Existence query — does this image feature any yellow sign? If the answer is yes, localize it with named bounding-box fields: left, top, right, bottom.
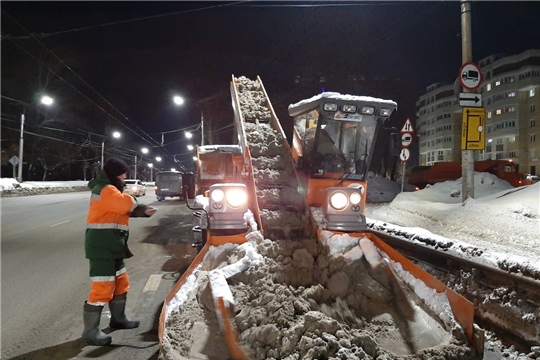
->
left=461, top=107, right=485, bottom=150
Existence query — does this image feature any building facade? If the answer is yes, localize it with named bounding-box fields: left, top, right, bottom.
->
left=416, top=49, right=540, bottom=175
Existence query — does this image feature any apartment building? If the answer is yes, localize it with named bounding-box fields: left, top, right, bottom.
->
left=416, top=49, right=540, bottom=175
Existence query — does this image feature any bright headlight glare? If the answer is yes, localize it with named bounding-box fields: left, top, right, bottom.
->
left=349, top=192, right=361, bottom=205
left=330, top=192, right=348, bottom=210
left=226, top=188, right=247, bottom=208
left=342, top=104, right=357, bottom=113
left=211, top=189, right=225, bottom=202
left=324, top=103, right=338, bottom=112
left=379, top=108, right=392, bottom=116
left=361, top=106, right=375, bottom=115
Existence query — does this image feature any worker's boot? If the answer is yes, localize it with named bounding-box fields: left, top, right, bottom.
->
left=82, top=302, right=112, bottom=346
left=109, top=293, right=140, bottom=329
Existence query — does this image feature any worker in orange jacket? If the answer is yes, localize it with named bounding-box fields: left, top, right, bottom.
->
left=82, top=157, right=157, bottom=346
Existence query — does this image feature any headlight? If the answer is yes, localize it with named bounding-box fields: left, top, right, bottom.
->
left=379, top=108, right=392, bottom=116
left=349, top=192, right=361, bottom=205
left=330, top=191, right=348, bottom=210
left=324, top=103, right=338, bottom=112
left=342, top=104, right=357, bottom=113
left=211, top=189, right=225, bottom=202
left=226, top=188, right=247, bottom=208
left=361, top=106, right=375, bottom=115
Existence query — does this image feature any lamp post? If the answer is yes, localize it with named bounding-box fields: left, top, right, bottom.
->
left=148, top=163, right=153, bottom=182
left=17, top=95, right=54, bottom=182
left=134, top=147, right=149, bottom=179
left=173, top=95, right=205, bottom=146
left=101, top=131, right=121, bottom=170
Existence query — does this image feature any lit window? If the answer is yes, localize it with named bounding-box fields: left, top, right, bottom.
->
left=508, top=91, right=516, bottom=97
left=487, top=84, right=492, bottom=91
left=509, top=107, right=515, bottom=112
left=509, top=136, right=515, bottom=144
left=530, top=89, right=536, bottom=97
left=488, top=111, right=492, bottom=119
left=495, top=80, right=501, bottom=86
left=496, top=109, right=502, bottom=115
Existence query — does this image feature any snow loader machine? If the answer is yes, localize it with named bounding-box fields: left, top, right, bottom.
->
left=158, top=76, right=484, bottom=359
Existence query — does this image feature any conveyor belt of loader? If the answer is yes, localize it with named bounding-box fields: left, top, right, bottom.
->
left=231, top=75, right=316, bottom=240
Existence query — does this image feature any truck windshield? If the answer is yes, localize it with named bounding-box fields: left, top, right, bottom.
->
left=312, top=117, right=378, bottom=179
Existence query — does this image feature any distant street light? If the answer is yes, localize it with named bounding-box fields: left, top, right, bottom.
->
left=134, top=147, right=150, bottom=180
left=192, top=156, right=197, bottom=161
left=187, top=145, right=194, bottom=151
left=171, top=168, right=176, bottom=172
left=155, top=156, right=162, bottom=162
left=18, top=95, right=54, bottom=182
left=148, top=163, right=154, bottom=182
left=101, top=131, right=122, bottom=170
left=173, top=95, right=205, bottom=146
left=185, top=132, right=193, bottom=139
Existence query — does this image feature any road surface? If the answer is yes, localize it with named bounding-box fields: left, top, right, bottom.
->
left=1, top=188, right=198, bottom=360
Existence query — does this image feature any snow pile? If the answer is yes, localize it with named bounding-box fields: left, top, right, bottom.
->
left=0, top=178, right=88, bottom=196
left=163, top=235, right=476, bottom=360
left=366, top=175, right=540, bottom=262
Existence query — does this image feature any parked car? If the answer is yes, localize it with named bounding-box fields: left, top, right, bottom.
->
left=525, top=174, right=539, bottom=183
left=123, top=179, right=146, bottom=197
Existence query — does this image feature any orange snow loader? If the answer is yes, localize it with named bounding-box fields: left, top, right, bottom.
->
left=158, top=75, right=484, bottom=359
left=407, top=159, right=532, bottom=189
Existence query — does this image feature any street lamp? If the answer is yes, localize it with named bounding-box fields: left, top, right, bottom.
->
left=148, top=163, right=154, bottom=182
left=155, top=156, right=162, bottom=162
left=101, top=131, right=122, bottom=170
left=173, top=95, right=205, bottom=146
left=18, top=95, right=54, bottom=182
left=187, top=145, right=194, bottom=151
left=134, top=147, right=149, bottom=179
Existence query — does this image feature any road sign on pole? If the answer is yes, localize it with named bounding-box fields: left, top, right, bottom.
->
left=459, top=62, right=482, bottom=91
left=461, top=107, right=486, bottom=150
left=459, top=93, right=482, bottom=107
left=399, top=148, right=410, bottom=162
left=400, top=118, right=414, bottom=133
left=401, top=133, right=413, bottom=147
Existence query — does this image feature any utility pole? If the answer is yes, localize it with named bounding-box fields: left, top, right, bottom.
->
left=17, top=108, right=26, bottom=182
left=101, top=140, right=105, bottom=170
left=134, top=155, right=138, bottom=179
left=461, top=0, right=474, bottom=203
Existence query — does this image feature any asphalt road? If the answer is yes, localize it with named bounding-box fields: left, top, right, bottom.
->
left=1, top=189, right=198, bottom=360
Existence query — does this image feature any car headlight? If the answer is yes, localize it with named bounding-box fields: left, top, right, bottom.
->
left=361, top=106, right=375, bottom=115
left=342, top=104, right=357, bottom=113
left=211, top=189, right=225, bottom=202
left=324, top=103, right=338, bottom=112
left=330, top=191, right=348, bottom=210
left=226, top=188, right=247, bottom=208
left=379, top=108, right=392, bottom=116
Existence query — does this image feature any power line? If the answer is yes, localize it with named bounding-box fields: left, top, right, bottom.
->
left=1, top=2, right=251, bottom=40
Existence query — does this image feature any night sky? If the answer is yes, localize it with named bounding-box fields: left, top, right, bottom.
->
left=2, top=1, right=540, bottom=170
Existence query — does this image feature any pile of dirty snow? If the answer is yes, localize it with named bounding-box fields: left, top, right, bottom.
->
left=0, top=178, right=88, bottom=197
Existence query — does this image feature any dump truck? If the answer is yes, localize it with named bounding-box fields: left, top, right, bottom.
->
left=157, top=76, right=482, bottom=360
left=407, top=159, right=532, bottom=189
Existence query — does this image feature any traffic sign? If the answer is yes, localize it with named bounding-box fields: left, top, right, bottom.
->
left=399, top=148, right=410, bottom=162
left=461, top=107, right=485, bottom=150
left=9, top=156, right=20, bottom=166
left=401, top=133, right=413, bottom=147
left=459, top=62, right=482, bottom=91
left=459, top=93, right=482, bottom=107
left=400, top=118, right=414, bottom=133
